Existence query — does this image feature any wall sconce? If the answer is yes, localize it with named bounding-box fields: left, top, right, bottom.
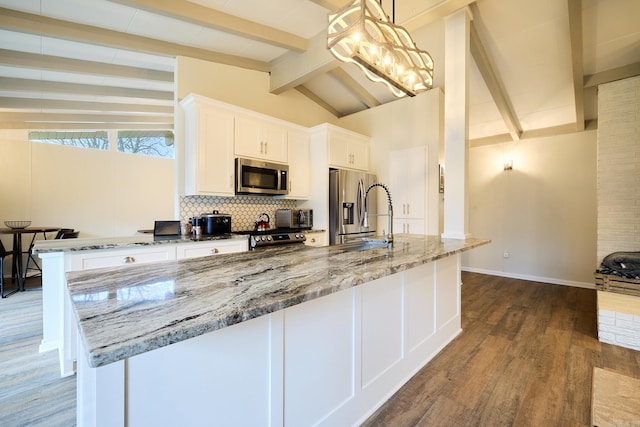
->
left=503, top=160, right=513, bottom=171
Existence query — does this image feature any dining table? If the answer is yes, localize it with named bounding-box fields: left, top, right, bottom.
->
left=0, top=227, right=62, bottom=294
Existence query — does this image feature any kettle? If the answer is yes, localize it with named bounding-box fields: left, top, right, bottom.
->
left=254, top=213, right=270, bottom=231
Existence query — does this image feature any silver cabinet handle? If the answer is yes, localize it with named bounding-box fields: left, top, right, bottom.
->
left=406, top=204, right=410, bottom=215
left=264, top=141, right=268, bottom=154
left=123, top=256, right=135, bottom=264
left=211, top=248, right=219, bottom=254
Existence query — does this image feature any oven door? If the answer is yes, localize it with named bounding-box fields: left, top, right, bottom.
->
left=236, top=158, right=288, bottom=195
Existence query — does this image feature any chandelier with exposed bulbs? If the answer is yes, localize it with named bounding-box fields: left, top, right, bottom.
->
left=327, top=0, right=434, bottom=97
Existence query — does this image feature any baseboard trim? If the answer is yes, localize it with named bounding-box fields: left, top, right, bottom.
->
left=461, top=267, right=595, bottom=289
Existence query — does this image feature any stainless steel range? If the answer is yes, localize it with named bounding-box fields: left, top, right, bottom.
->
left=235, top=228, right=307, bottom=250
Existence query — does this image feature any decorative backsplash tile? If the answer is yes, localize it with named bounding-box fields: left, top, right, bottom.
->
left=180, top=195, right=297, bottom=231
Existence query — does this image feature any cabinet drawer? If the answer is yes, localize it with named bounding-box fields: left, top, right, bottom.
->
left=304, top=232, right=327, bottom=247
left=72, top=247, right=176, bottom=271
left=176, top=239, right=248, bottom=259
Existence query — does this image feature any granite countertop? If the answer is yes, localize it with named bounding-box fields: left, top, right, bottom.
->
left=66, top=235, right=490, bottom=368
left=32, top=233, right=248, bottom=254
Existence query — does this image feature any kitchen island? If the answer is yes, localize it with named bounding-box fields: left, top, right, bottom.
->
left=67, top=235, right=489, bottom=427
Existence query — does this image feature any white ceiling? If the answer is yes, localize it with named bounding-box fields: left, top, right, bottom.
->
left=0, top=0, right=638, bottom=140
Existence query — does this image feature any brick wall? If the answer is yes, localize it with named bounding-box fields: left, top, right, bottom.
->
left=597, top=75, right=640, bottom=264
left=598, top=307, right=640, bottom=351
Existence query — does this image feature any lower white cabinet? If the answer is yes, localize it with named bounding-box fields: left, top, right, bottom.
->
left=303, top=231, right=327, bottom=247
left=394, top=218, right=426, bottom=235
left=69, top=246, right=176, bottom=270
left=176, top=239, right=248, bottom=259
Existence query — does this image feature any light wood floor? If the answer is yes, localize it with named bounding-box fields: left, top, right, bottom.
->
left=2, top=273, right=639, bottom=427
left=363, top=272, right=640, bottom=426
left=0, top=278, right=76, bottom=427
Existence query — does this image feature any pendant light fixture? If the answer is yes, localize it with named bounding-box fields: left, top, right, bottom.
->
left=327, top=0, right=434, bottom=97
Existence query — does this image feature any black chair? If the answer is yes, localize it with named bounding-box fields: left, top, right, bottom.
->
left=54, top=228, right=75, bottom=239
left=59, top=231, right=79, bottom=239
left=1, top=239, right=18, bottom=298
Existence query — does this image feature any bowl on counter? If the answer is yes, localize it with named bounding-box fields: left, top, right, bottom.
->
left=4, top=220, right=31, bottom=229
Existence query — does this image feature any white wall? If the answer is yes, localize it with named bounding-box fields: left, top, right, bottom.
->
left=462, top=130, right=598, bottom=287
left=0, top=129, right=174, bottom=248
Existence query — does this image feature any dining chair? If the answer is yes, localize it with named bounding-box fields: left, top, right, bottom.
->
left=59, top=231, right=79, bottom=239
left=1, top=239, right=18, bottom=298
left=54, top=228, right=75, bottom=239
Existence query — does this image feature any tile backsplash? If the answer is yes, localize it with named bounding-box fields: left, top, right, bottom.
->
left=180, top=195, right=297, bottom=231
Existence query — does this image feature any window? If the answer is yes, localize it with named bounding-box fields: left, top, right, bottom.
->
left=117, top=131, right=174, bottom=158
left=29, top=131, right=109, bottom=150
left=28, top=130, right=174, bottom=159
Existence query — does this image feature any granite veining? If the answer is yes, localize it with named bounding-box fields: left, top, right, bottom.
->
left=66, top=235, right=490, bottom=368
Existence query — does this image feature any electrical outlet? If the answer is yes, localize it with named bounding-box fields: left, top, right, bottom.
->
left=503, top=252, right=510, bottom=259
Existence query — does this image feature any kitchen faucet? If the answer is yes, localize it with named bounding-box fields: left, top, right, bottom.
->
left=363, top=182, right=394, bottom=245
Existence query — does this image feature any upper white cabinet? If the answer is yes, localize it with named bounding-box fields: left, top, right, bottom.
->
left=327, top=126, right=370, bottom=171
left=181, top=95, right=235, bottom=196
left=308, top=123, right=370, bottom=172
left=389, top=146, right=428, bottom=235
left=181, top=93, right=312, bottom=199
left=286, top=130, right=311, bottom=199
left=235, top=115, right=288, bottom=163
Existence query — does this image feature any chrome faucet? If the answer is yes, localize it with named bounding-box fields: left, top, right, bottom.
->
left=363, top=182, right=394, bottom=245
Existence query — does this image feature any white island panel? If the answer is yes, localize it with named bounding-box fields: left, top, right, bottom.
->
left=283, top=288, right=356, bottom=427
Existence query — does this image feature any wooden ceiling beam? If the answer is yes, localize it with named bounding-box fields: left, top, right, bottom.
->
left=584, top=62, right=640, bottom=87
left=0, top=121, right=172, bottom=130
left=469, top=19, right=522, bottom=141
left=0, top=97, right=173, bottom=114
left=0, top=7, right=268, bottom=72
left=107, top=0, right=307, bottom=52
left=328, top=67, right=380, bottom=109
left=0, top=112, right=173, bottom=124
left=568, top=0, right=585, bottom=131
left=0, top=48, right=173, bottom=82
left=295, top=85, right=343, bottom=117
left=269, top=30, right=339, bottom=94
left=0, top=77, right=173, bottom=101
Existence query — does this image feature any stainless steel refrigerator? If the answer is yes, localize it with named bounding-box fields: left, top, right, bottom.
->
left=329, top=168, right=377, bottom=245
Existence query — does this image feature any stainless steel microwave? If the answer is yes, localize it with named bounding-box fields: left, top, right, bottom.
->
left=235, top=158, right=289, bottom=196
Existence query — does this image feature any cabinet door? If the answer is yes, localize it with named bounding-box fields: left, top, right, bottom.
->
left=393, top=218, right=425, bottom=235
left=328, top=129, right=369, bottom=171
left=389, top=147, right=426, bottom=220
left=286, top=130, right=310, bottom=199
left=175, top=239, right=248, bottom=259
left=183, top=102, right=234, bottom=196
left=328, top=133, right=351, bottom=168
left=235, top=116, right=287, bottom=163
left=348, top=139, right=370, bottom=171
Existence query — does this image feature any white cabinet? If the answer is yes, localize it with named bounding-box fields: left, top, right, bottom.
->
left=286, top=130, right=311, bottom=199
left=389, top=146, right=428, bottom=234
left=181, top=95, right=235, bottom=196
left=176, top=239, right=248, bottom=259
left=69, top=246, right=176, bottom=271
left=328, top=127, right=370, bottom=171
left=303, top=231, right=327, bottom=247
left=235, top=115, right=288, bottom=163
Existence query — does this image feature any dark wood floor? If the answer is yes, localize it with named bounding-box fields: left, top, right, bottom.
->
left=363, top=272, right=640, bottom=427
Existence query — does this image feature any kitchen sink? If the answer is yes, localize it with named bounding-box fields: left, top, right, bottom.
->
left=333, top=238, right=392, bottom=252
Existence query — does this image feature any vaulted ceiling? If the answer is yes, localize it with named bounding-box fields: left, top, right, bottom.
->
left=0, top=0, right=639, bottom=144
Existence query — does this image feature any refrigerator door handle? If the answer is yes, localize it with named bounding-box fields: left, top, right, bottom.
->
left=357, top=178, right=364, bottom=227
